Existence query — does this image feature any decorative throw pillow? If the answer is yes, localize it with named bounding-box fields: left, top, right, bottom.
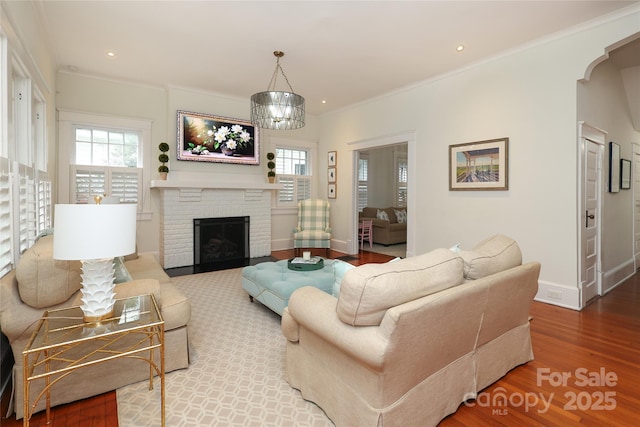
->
left=376, top=209, right=389, bottom=221
left=394, top=209, right=407, bottom=224
left=16, top=235, right=82, bottom=309
left=332, top=259, right=355, bottom=296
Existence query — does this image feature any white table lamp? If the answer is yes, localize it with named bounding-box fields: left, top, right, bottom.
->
left=53, top=203, right=137, bottom=322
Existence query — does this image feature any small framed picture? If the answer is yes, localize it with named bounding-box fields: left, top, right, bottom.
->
left=621, top=159, right=631, bottom=190
left=328, top=151, right=337, bottom=167
left=328, top=183, right=337, bottom=199
left=609, top=142, right=620, bottom=193
left=327, top=167, right=337, bottom=183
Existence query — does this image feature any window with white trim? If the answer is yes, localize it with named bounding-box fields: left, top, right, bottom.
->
left=275, top=147, right=311, bottom=206
left=358, top=155, right=369, bottom=212
left=71, top=126, right=142, bottom=206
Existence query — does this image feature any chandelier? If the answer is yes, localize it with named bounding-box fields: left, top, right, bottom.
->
left=250, top=51, right=305, bottom=130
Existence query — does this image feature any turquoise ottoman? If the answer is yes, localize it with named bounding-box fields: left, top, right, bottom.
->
left=241, top=259, right=354, bottom=315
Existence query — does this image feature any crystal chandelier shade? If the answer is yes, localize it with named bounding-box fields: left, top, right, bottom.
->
left=250, top=51, right=305, bottom=130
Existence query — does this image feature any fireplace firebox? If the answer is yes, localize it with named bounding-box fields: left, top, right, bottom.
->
left=194, top=216, right=250, bottom=271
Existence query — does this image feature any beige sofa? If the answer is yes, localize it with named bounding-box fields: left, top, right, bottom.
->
left=282, top=235, right=540, bottom=427
left=359, top=206, right=407, bottom=245
left=0, top=235, right=191, bottom=419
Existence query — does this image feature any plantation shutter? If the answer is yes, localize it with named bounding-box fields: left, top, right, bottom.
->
left=278, top=177, right=295, bottom=203
left=37, top=170, right=52, bottom=231
left=296, top=177, right=311, bottom=201
left=111, top=167, right=141, bottom=204
left=396, top=159, right=407, bottom=208
left=0, top=157, right=12, bottom=276
left=18, top=164, right=37, bottom=253
left=72, top=165, right=141, bottom=206
left=358, top=157, right=368, bottom=211
left=73, top=166, right=106, bottom=204
left=278, top=176, right=311, bottom=206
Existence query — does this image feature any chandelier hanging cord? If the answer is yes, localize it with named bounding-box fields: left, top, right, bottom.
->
left=267, top=51, right=295, bottom=93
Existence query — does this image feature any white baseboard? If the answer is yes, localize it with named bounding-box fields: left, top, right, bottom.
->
left=602, top=258, right=635, bottom=295
left=271, top=238, right=292, bottom=252
left=534, top=280, right=581, bottom=310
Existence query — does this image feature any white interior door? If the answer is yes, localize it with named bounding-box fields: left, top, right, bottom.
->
left=579, top=123, right=605, bottom=308
left=581, top=139, right=601, bottom=305
left=633, top=144, right=640, bottom=267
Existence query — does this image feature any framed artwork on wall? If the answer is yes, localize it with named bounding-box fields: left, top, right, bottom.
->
left=449, top=137, right=509, bottom=191
left=621, top=158, right=631, bottom=190
left=328, top=151, right=337, bottom=167
left=176, top=110, right=259, bottom=165
left=328, top=183, right=337, bottom=199
left=609, top=142, right=620, bottom=193
left=328, top=167, right=336, bottom=183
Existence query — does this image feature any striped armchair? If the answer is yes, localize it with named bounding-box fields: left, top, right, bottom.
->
left=293, top=199, right=332, bottom=256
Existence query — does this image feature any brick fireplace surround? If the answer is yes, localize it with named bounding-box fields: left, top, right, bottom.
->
left=151, top=179, right=279, bottom=269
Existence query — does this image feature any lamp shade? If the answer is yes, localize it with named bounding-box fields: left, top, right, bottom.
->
left=53, top=204, right=137, bottom=261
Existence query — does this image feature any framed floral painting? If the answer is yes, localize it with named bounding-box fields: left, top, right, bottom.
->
left=176, top=110, right=259, bottom=165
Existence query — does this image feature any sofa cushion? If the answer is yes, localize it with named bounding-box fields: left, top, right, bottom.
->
left=459, top=234, right=522, bottom=280
left=394, top=208, right=407, bottom=224
left=16, top=235, right=83, bottom=309
left=361, top=207, right=377, bottom=219
left=376, top=209, right=389, bottom=221
left=332, top=259, right=355, bottom=296
left=337, top=248, right=464, bottom=326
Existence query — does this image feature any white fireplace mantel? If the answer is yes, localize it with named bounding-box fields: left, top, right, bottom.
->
left=152, top=179, right=279, bottom=268
left=150, top=180, right=282, bottom=190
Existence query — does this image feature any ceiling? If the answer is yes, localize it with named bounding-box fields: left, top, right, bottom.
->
left=34, top=1, right=640, bottom=116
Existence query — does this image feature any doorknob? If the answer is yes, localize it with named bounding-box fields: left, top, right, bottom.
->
left=585, top=210, right=595, bottom=227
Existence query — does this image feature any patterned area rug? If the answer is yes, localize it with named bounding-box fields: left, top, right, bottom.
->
left=116, top=268, right=334, bottom=426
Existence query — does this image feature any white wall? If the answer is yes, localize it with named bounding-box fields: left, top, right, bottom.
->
left=318, top=10, right=640, bottom=308
left=55, top=78, right=321, bottom=254
left=578, top=58, right=640, bottom=289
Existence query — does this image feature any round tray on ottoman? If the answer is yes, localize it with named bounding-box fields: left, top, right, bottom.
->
left=288, top=257, right=324, bottom=271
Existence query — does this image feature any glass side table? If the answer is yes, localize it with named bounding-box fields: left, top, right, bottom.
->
left=22, top=294, right=165, bottom=427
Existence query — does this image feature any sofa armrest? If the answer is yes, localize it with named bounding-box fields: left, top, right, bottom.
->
left=283, top=286, right=387, bottom=370
left=371, top=218, right=391, bottom=228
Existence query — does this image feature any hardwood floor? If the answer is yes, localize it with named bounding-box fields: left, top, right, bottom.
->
left=3, top=250, right=638, bottom=426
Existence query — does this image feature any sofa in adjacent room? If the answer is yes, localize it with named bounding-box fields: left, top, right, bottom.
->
left=281, top=235, right=540, bottom=427
left=0, top=235, right=191, bottom=420
left=359, top=206, right=407, bottom=245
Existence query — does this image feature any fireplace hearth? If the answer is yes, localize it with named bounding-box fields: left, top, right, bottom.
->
left=193, top=216, right=250, bottom=272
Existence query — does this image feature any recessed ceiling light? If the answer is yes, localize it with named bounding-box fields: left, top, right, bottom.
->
left=106, top=51, right=116, bottom=57
left=322, top=100, right=327, bottom=104
left=456, top=45, right=465, bottom=52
